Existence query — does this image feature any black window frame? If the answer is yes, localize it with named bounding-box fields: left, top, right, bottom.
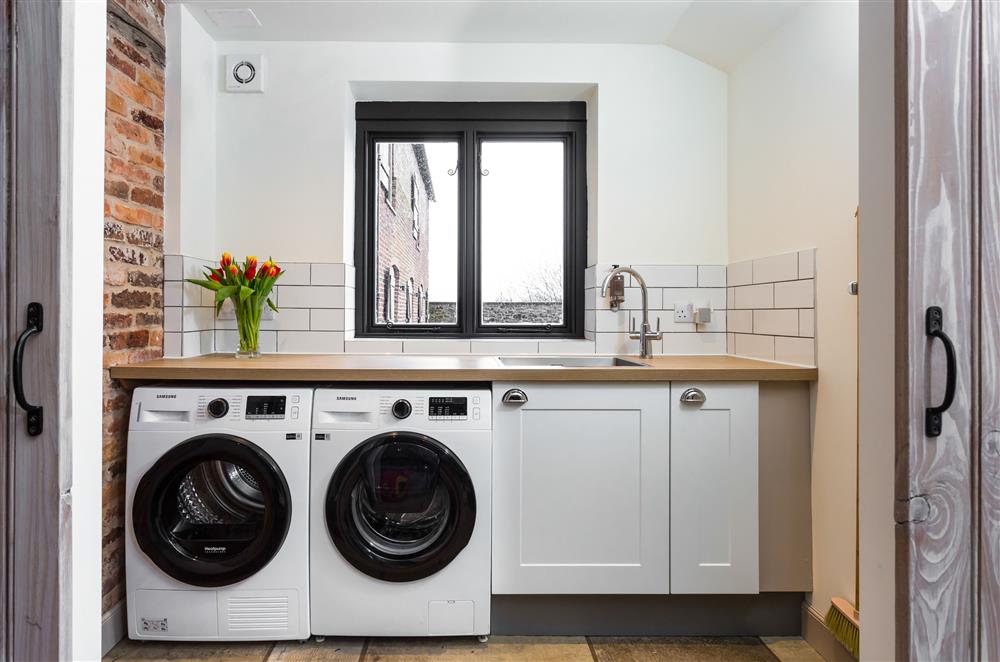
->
left=354, top=102, right=588, bottom=339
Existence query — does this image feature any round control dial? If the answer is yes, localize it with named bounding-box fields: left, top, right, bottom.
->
left=207, top=398, right=229, bottom=419
left=391, top=399, right=412, bottom=420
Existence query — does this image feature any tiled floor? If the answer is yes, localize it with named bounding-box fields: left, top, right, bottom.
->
left=105, top=635, right=825, bottom=662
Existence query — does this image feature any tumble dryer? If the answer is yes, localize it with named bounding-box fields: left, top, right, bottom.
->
left=125, top=387, right=312, bottom=641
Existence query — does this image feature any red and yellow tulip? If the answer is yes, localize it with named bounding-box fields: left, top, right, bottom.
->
left=187, top=254, right=284, bottom=357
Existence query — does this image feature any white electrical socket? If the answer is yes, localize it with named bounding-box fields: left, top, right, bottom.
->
left=673, top=302, right=694, bottom=323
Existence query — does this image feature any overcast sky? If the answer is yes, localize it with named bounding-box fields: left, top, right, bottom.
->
left=419, top=140, right=564, bottom=302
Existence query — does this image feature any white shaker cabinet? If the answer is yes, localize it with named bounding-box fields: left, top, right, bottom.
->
left=670, top=382, right=759, bottom=593
left=491, top=382, right=670, bottom=594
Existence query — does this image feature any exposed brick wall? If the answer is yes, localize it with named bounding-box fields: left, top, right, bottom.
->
left=375, top=144, right=432, bottom=324
left=102, top=0, right=165, bottom=614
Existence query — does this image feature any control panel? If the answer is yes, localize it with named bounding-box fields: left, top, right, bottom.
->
left=245, top=395, right=286, bottom=420
left=428, top=396, right=468, bottom=420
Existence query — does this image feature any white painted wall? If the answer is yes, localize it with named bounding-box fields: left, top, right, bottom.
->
left=164, top=3, right=216, bottom=259
left=207, top=42, right=727, bottom=265
left=62, top=0, right=105, bottom=658
left=727, top=0, right=859, bottom=624
left=858, top=0, right=896, bottom=658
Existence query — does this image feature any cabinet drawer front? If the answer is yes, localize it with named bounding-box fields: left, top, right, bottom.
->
left=670, top=382, right=759, bottom=594
left=492, top=383, right=670, bottom=594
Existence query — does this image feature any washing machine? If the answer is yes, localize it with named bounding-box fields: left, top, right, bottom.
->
left=125, top=386, right=312, bottom=641
left=310, top=387, right=491, bottom=637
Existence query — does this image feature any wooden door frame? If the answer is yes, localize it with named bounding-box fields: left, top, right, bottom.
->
left=2, top=1, right=66, bottom=659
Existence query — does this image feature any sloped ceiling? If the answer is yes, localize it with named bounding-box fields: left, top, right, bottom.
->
left=177, top=0, right=806, bottom=71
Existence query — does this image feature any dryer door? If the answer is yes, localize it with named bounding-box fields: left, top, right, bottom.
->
left=132, top=434, right=292, bottom=587
left=326, top=432, right=476, bottom=582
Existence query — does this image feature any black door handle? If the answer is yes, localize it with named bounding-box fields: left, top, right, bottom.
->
left=925, top=306, right=956, bottom=438
left=12, top=302, right=43, bottom=436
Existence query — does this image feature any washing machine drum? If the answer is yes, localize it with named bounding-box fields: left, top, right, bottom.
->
left=326, top=432, right=476, bottom=582
left=132, top=434, right=292, bottom=587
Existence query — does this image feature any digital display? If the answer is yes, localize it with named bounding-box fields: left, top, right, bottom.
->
left=245, top=395, right=286, bottom=420
left=428, top=396, right=468, bottom=419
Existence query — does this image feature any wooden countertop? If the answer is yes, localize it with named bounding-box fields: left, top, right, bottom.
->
left=109, top=353, right=817, bottom=383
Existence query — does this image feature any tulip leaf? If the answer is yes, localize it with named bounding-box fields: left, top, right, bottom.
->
left=239, top=286, right=253, bottom=303
left=188, top=277, right=222, bottom=291
left=215, top=299, right=224, bottom=317
left=266, top=298, right=279, bottom=313
left=215, top=285, right=238, bottom=303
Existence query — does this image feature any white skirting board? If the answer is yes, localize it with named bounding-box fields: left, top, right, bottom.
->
left=101, top=601, right=126, bottom=656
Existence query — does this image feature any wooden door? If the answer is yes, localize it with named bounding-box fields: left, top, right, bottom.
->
left=491, top=383, right=669, bottom=594
left=896, top=0, right=977, bottom=658
left=2, top=1, right=65, bottom=659
left=669, top=382, right=758, bottom=594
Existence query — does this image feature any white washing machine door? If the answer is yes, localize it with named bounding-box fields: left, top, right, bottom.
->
left=132, top=434, right=292, bottom=587
left=325, top=431, right=476, bottom=582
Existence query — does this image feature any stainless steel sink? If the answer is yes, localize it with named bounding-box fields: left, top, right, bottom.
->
left=497, top=356, right=647, bottom=368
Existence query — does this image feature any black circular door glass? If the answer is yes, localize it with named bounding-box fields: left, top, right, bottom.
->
left=132, top=434, right=291, bottom=587
left=326, top=432, right=476, bottom=582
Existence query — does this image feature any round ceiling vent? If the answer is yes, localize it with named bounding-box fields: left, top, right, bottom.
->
left=232, top=60, right=256, bottom=85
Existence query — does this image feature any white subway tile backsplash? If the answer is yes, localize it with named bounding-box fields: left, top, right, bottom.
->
left=164, top=307, right=182, bottom=332
left=727, top=260, right=753, bottom=286
left=311, top=263, right=345, bottom=286
left=278, top=263, right=311, bottom=286
left=259, top=307, right=310, bottom=331
left=163, top=281, right=182, bottom=307
left=164, top=332, right=182, bottom=357
left=695, top=309, right=726, bottom=333
left=470, top=340, right=539, bottom=355
left=799, top=309, right=815, bottom=338
left=753, top=309, right=799, bottom=337
left=595, top=332, right=646, bottom=356
left=537, top=339, right=597, bottom=354
left=629, top=265, right=698, bottom=288
left=774, top=279, right=814, bottom=308
left=798, top=249, right=816, bottom=279
left=182, top=330, right=214, bottom=357
left=728, top=309, right=752, bottom=334
left=697, top=265, right=727, bottom=288
left=344, top=339, right=403, bottom=354
left=310, top=308, right=345, bottom=331
left=215, top=329, right=278, bottom=354
left=734, top=284, right=774, bottom=309
left=661, top=332, right=726, bottom=355
left=774, top=337, right=815, bottom=365
left=276, top=331, right=345, bottom=353
left=727, top=248, right=817, bottom=367
left=635, top=310, right=695, bottom=334
left=753, top=252, right=798, bottom=284
left=164, top=255, right=183, bottom=281
left=596, top=310, right=631, bottom=333
left=182, top=256, right=212, bottom=280
left=182, top=307, right=215, bottom=332
left=734, top=333, right=775, bottom=361
left=403, top=339, right=472, bottom=354
left=584, top=310, right=597, bottom=332
left=277, top=285, right=346, bottom=309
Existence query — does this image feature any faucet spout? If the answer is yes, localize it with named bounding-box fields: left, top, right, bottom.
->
left=600, top=266, right=660, bottom=359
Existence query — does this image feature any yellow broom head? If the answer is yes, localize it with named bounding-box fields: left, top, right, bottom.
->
left=825, top=597, right=860, bottom=659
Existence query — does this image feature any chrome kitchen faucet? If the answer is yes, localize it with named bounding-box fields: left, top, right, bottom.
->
left=600, top=266, right=662, bottom=359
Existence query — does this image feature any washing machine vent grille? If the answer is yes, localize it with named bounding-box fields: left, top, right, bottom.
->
left=225, top=596, right=289, bottom=632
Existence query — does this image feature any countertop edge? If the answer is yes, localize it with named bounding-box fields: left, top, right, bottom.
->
left=108, top=354, right=818, bottom=383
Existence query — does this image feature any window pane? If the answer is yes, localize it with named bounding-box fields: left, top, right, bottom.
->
left=374, top=141, right=458, bottom=325
left=480, top=141, right=565, bottom=325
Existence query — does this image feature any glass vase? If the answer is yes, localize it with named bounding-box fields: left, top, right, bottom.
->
left=234, top=297, right=263, bottom=359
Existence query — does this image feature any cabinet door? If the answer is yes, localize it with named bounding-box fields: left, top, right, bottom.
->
left=670, top=382, right=758, bottom=594
left=492, top=382, right=670, bottom=594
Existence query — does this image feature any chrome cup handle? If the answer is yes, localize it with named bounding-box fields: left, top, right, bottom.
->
left=502, top=388, right=528, bottom=405
left=680, top=387, right=706, bottom=404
